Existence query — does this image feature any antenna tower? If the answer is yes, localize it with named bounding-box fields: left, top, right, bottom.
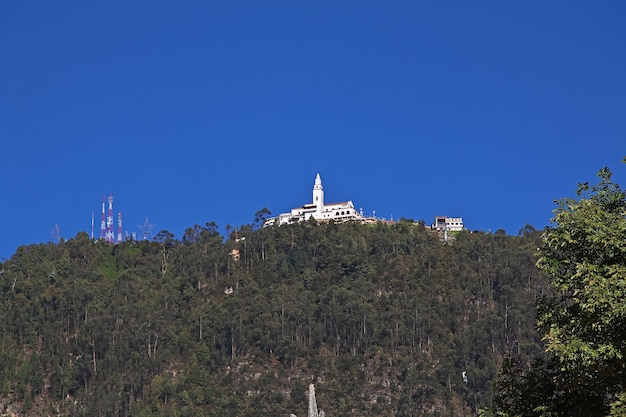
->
left=100, top=196, right=106, bottom=239
left=51, top=224, right=61, bottom=244
left=137, top=217, right=156, bottom=241
left=106, top=194, right=114, bottom=243
left=117, top=212, right=123, bottom=243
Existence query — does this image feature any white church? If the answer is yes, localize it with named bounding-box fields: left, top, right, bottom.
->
left=264, top=174, right=365, bottom=226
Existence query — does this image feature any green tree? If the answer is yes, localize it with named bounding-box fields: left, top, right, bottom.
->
left=253, top=207, right=272, bottom=229
left=536, top=163, right=626, bottom=414
left=486, top=161, right=626, bottom=416
left=0, top=205, right=550, bottom=416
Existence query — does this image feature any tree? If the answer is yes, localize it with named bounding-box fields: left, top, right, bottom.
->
left=253, top=208, right=272, bottom=230
left=485, top=161, right=626, bottom=416
left=535, top=162, right=626, bottom=414
left=0, top=207, right=550, bottom=416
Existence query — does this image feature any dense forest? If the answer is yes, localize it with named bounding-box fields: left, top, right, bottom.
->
left=0, top=218, right=547, bottom=416
left=482, top=165, right=626, bottom=417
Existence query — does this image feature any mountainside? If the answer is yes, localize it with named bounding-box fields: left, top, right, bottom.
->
left=0, top=220, right=547, bottom=416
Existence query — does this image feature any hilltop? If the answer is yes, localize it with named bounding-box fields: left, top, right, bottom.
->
left=0, top=219, right=546, bottom=416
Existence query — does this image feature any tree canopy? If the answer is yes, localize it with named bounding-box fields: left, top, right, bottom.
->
left=0, top=215, right=547, bottom=416
left=486, top=160, right=626, bottom=417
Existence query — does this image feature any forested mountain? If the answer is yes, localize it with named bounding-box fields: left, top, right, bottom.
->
left=0, top=219, right=547, bottom=417
left=482, top=165, right=626, bottom=417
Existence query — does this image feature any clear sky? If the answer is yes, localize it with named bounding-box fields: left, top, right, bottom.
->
left=1, top=1, right=624, bottom=260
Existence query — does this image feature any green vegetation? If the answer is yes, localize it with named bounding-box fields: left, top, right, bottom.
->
left=0, top=215, right=548, bottom=416
left=484, top=161, right=626, bottom=417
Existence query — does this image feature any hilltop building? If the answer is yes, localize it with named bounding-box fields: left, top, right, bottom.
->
left=432, top=216, right=464, bottom=232
left=432, top=215, right=465, bottom=242
left=264, top=174, right=465, bottom=233
left=264, top=174, right=365, bottom=226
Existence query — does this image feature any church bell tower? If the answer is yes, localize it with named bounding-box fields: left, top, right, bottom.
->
left=313, top=173, right=324, bottom=214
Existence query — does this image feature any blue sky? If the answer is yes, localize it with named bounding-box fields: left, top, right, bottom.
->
left=1, top=1, right=624, bottom=260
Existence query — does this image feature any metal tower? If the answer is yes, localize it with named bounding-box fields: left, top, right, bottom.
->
left=100, top=196, right=106, bottom=240
left=51, top=224, right=61, bottom=244
left=106, top=194, right=114, bottom=243
left=117, top=212, right=123, bottom=243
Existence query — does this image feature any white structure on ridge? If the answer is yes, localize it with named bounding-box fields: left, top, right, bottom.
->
left=265, top=173, right=364, bottom=226
left=432, top=216, right=464, bottom=232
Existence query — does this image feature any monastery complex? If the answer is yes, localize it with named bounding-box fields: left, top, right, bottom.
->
left=264, top=174, right=464, bottom=234
left=264, top=173, right=368, bottom=226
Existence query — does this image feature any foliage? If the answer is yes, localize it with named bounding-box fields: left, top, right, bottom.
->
left=0, top=217, right=548, bottom=416
left=486, top=161, right=626, bottom=417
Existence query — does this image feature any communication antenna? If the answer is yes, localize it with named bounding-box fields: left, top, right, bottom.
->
left=100, top=196, right=106, bottom=239
left=137, top=217, right=156, bottom=241
left=51, top=224, right=61, bottom=244
left=117, top=212, right=123, bottom=243
left=91, top=210, right=94, bottom=239
left=106, top=194, right=114, bottom=243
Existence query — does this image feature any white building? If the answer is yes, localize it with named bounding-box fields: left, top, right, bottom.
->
left=432, top=216, right=464, bottom=232
left=264, top=173, right=364, bottom=226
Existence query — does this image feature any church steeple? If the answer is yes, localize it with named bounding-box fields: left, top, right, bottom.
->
left=313, top=173, right=324, bottom=213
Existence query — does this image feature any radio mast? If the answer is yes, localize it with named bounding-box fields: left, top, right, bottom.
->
left=100, top=196, right=106, bottom=240
left=117, top=212, right=123, bottom=243
left=106, top=194, right=114, bottom=243
left=51, top=224, right=61, bottom=244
